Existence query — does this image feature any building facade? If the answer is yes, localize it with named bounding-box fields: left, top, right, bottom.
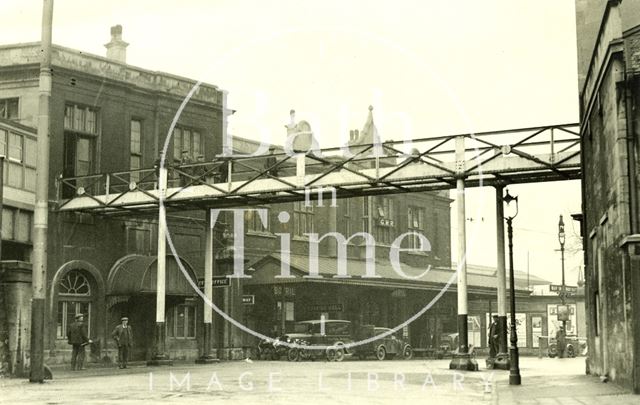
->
left=0, top=27, right=224, bottom=372
left=575, top=0, right=640, bottom=392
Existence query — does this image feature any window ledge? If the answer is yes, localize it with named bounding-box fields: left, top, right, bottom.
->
left=246, top=231, right=277, bottom=239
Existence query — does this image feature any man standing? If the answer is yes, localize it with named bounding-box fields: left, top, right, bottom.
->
left=112, top=317, right=133, bottom=369
left=67, top=313, right=91, bottom=371
left=488, top=315, right=500, bottom=359
left=556, top=326, right=567, bottom=359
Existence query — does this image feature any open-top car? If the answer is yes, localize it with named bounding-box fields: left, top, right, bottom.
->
left=353, top=326, right=413, bottom=360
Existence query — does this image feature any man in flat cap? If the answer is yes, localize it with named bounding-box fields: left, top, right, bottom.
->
left=67, top=313, right=92, bottom=371
left=112, top=316, right=133, bottom=369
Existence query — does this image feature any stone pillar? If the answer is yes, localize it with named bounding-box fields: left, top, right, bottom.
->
left=0, top=261, right=32, bottom=377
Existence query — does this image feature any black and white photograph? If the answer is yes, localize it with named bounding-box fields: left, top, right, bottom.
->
left=0, top=1, right=639, bottom=404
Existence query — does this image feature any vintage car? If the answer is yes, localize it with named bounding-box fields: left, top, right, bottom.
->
left=354, top=326, right=413, bottom=360
left=283, top=319, right=354, bottom=362
left=547, top=335, right=587, bottom=358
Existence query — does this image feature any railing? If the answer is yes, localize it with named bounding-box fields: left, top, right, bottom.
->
left=57, top=123, right=580, bottom=214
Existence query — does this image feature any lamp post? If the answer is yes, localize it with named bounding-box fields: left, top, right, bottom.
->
left=503, top=189, right=521, bottom=385
left=558, top=215, right=567, bottom=332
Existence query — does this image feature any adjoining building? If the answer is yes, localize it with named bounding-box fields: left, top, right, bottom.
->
left=0, top=26, right=224, bottom=372
left=575, top=0, right=640, bottom=393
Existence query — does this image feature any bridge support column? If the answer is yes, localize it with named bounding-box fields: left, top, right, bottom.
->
left=197, top=209, right=218, bottom=364
left=148, top=167, right=172, bottom=366
left=449, top=136, right=478, bottom=371
left=493, top=186, right=510, bottom=370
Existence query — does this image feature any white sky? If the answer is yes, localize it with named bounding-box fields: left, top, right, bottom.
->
left=1, top=0, right=583, bottom=285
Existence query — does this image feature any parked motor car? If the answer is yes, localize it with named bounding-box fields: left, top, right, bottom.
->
left=353, top=326, right=413, bottom=360
left=283, top=319, right=354, bottom=362
left=548, top=335, right=586, bottom=358
left=435, top=333, right=476, bottom=359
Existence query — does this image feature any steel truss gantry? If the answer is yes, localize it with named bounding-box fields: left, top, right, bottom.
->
left=56, top=123, right=580, bottom=215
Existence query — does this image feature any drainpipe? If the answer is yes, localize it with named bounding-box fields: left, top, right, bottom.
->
left=624, top=67, right=638, bottom=234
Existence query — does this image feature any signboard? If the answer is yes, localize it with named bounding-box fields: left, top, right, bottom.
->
left=198, top=277, right=230, bottom=289
left=547, top=304, right=577, bottom=335
left=550, top=285, right=578, bottom=294
left=308, top=304, right=343, bottom=312
left=556, top=305, right=570, bottom=321
left=213, top=277, right=230, bottom=287
left=242, top=295, right=255, bottom=305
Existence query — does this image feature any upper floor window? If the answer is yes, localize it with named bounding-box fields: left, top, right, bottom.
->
left=173, top=127, right=203, bottom=163
left=0, top=128, right=36, bottom=191
left=245, top=207, right=270, bottom=233
left=407, top=206, right=425, bottom=249
left=293, top=201, right=314, bottom=237
left=362, top=196, right=370, bottom=233
left=64, top=105, right=98, bottom=135
left=343, top=199, right=352, bottom=235
left=374, top=197, right=395, bottom=244
left=130, top=120, right=142, bottom=182
left=0, top=98, right=19, bottom=120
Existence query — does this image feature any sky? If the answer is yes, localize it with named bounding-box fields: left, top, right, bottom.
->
left=1, top=0, right=583, bottom=285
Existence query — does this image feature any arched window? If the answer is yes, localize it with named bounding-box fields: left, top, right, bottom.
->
left=56, top=270, right=93, bottom=339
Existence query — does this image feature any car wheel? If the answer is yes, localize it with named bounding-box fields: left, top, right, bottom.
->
left=376, top=345, right=387, bottom=361
left=567, top=345, right=575, bottom=358
left=287, top=348, right=299, bottom=362
left=334, top=347, right=345, bottom=362
left=403, top=346, right=414, bottom=360
left=548, top=344, right=557, bottom=358
left=326, top=347, right=336, bottom=362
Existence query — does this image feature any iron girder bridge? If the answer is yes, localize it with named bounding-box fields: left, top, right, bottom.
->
left=56, top=123, right=580, bottom=215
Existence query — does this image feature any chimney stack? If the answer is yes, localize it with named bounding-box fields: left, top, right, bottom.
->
left=104, top=25, right=129, bottom=63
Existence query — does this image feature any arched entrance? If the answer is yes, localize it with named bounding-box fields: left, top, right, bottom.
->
left=49, top=260, right=105, bottom=359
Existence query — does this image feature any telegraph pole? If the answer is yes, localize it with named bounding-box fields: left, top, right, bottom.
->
left=30, top=0, right=53, bottom=383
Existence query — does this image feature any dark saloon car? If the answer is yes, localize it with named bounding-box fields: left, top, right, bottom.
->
left=354, top=326, right=413, bottom=360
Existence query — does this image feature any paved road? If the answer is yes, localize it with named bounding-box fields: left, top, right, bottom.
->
left=0, top=357, right=636, bottom=404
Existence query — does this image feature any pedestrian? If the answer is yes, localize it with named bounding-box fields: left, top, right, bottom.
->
left=556, top=326, right=567, bottom=358
left=112, top=316, right=133, bottom=369
left=488, top=315, right=500, bottom=359
left=67, top=313, right=92, bottom=371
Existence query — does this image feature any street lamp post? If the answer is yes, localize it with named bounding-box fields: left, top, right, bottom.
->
left=558, top=215, right=567, bottom=332
left=503, top=189, right=521, bottom=385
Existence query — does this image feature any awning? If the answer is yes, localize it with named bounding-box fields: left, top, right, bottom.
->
left=107, top=254, right=198, bottom=296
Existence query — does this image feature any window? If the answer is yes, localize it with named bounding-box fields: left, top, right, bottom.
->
left=130, top=120, right=142, bottom=183
left=167, top=303, right=196, bottom=338
left=172, top=127, right=203, bottom=162
left=374, top=197, right=395, bottom=244
left=126, top=226, right=151, bottom=254
left=0, top=98, right=19, bottom=120
left=1, top=206, right=32, bottom=243
left=407, top=206, right=425, bottom=248
left=362, top=196, right=370, bottom=233
left=56, top=270, right=92, bottom=339
left=293, top=201, right=314, bottom=237
left=343, top=199, right=352, bottom=235
left=245, top=207, right=270, bottom=233
left=0, top=129, right=36, bottom=191
left=63, top=104, right=99, bottom=197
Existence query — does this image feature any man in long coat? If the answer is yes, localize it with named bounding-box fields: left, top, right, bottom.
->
left=112, top=316, right=133, bottom=369
left=67, top=313, right=91, bottom=371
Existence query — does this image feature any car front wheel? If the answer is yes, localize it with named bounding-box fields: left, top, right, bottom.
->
left=403, top=345, right=413, bottom=360
left=376, top=345, right=387, bottom=361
